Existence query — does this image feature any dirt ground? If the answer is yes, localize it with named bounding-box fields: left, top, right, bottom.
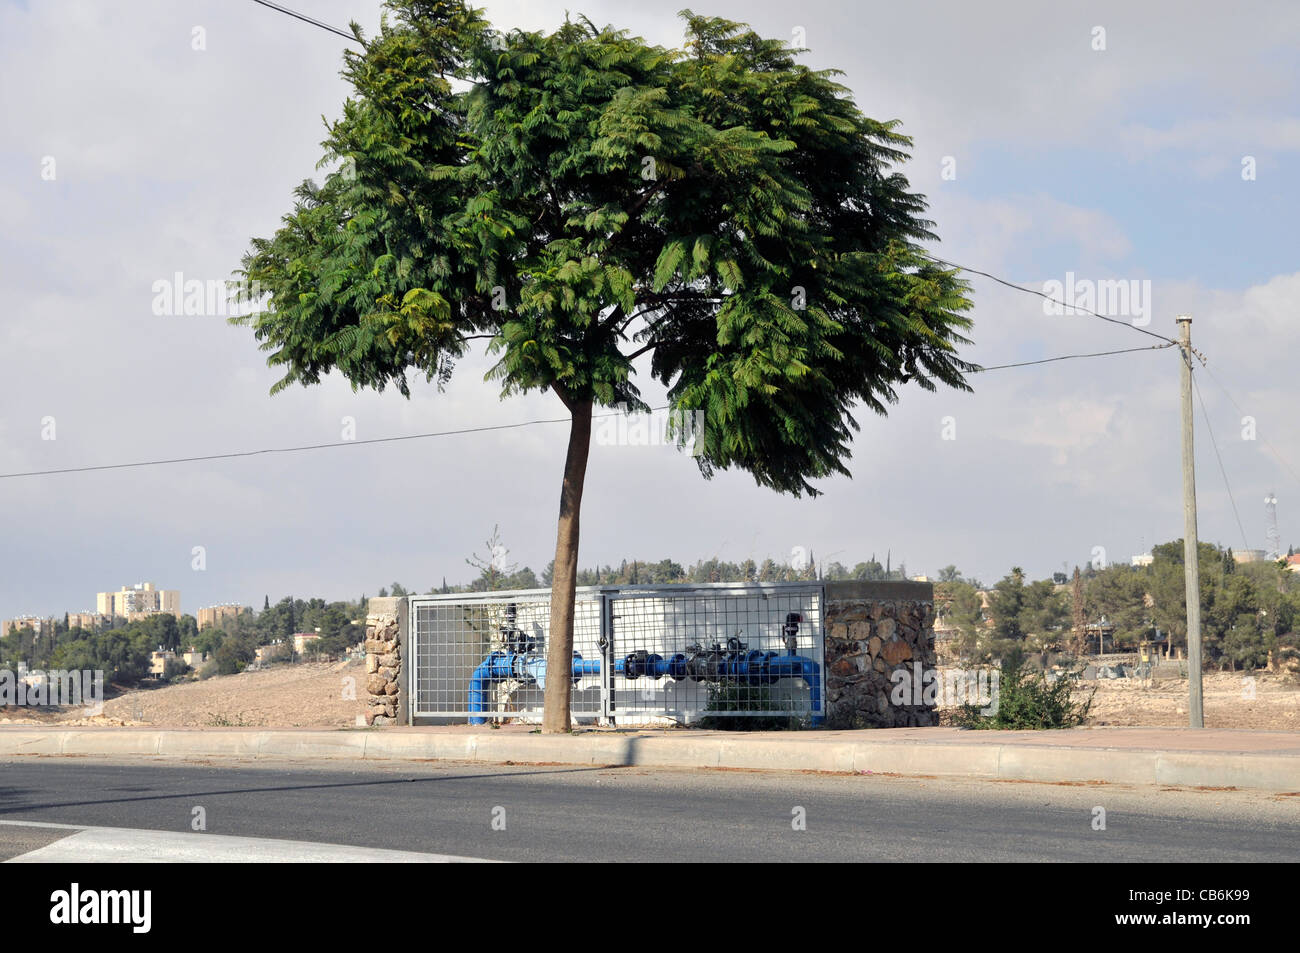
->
left=1, top=662, right=1297, bottom=730
left=1081, top=670, right=1300, bottom=729
left=0, top=660, right=368, bottom=728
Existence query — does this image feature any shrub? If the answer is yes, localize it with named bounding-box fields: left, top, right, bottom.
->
left=953, top=656, right=1094, bottom=729
left=697, top=683, right=806, bottom=731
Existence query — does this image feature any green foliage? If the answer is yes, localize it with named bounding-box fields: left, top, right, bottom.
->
left=935, top=580, right=986, bottom=662
left=697, top=683, right=806, bottom=731
left=1082, top=540, right=1298, bottom=671
left=235, top=0, right=974, bottom=499
left=215, top=634, right=256, bottom=676
left=48, top=631, right=152, bottom=685
left=953, top=656, right=1094, bottom=730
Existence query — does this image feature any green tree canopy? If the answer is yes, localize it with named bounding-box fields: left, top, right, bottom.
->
left=235, top=1, right=975, bottom=729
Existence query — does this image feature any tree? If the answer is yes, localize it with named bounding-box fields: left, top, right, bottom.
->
left=852, top=558, right=886, bottom=581
left=986, top=567, right=1026, bottom=656
left=1071, top=566, right=1085, bottom=657
left=935, top=580, right=985, bottom=662
left=1020, top=578, right=1068, bottom=651
left=466, top=525, right=517, bottom=591
left=215, top=633, right=256, bottom=676
left=235, top=2, right=974, bottom=731
left=178, top=614, right=200, bottom=650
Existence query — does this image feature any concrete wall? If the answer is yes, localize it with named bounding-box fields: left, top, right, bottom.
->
left=823, top=581, right=937, bottom=729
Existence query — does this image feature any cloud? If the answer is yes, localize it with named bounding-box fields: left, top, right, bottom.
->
left=2, top=0, right=1298, bottom=617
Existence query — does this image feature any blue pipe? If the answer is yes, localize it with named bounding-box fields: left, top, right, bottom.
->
left=470, top=650, right=823, bottom=725
left=467, top=652, right=517, bottom=724
left=468, top=651, right=600, bottom=724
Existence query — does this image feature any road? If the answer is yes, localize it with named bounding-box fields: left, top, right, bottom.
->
left=2, top=756, right=1298, bottom=862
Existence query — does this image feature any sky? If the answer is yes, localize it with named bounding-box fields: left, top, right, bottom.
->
left=1, top=0, right=1298, bottom=619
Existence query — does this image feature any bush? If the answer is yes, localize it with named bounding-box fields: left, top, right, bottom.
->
left=696, top=683, right=807, bottom=731
left=953, top=655, right=1094, bottom=730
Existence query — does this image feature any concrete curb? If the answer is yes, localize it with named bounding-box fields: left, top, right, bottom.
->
left=2, top=728, right=1298, bottom=791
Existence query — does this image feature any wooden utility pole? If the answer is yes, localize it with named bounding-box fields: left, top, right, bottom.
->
left=1177, top=315, right=1205, bottom=727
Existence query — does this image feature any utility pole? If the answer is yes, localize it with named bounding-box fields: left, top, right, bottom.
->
left=1177, top=315, right=1204, bottom=727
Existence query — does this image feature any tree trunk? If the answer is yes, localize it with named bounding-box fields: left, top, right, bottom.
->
left=542, top=390, right=594, bottom=733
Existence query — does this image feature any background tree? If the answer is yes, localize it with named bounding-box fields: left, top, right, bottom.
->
left=934, top=579, right=985, bottom=662
left=986, top=567, right=1026, bottom=656
left=1082, top=565, right=1149, bottom=648
left=466, top=525, right=517, bottom=591
left=235, top=1, right=974, bottom=731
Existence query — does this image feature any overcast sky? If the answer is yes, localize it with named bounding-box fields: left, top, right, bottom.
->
left=2, top=0, right=1298, bottom=619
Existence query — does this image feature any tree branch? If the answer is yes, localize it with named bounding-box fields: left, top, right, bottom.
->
left=551, top=380, right=574, bottom=412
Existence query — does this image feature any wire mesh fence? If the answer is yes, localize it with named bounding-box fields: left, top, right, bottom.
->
left=409, top=584, right=825, bottom=726
left=410, top=591, right=604, bottom=722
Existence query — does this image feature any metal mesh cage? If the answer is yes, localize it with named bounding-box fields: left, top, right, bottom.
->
left=411, top=591, right=603, bottom=722
left=409, top=584, right=824, bottom=726
left=606, top=587, right=823, bottom=724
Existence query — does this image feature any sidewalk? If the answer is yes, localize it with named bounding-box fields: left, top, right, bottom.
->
left=2, top=725, right=1297, bottom=791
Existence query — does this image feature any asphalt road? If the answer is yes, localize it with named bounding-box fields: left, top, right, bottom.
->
left=1, top=756, right=1298, bottom=862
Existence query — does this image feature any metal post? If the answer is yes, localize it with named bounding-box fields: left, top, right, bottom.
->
left=1177, top=315, right=1204, bottom=728
left=601, top=593, right=616, bottom=727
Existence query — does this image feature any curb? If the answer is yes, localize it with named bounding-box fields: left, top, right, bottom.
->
left=2, top=728, right=1297, bottom=791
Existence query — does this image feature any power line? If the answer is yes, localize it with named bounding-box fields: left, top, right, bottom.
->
left=0, top=343, right=1171, bottom=482
left=974, top=342, right=1175, bottom=373
left=909, top=341, right=1175, bottom=383
left=0, top=411, right=619, bottom=481
left=1192, top=370, right=1251, bottom=553
left=248, top=0, right=359, bottom=43
left=920, top=253, right=1179, bottom=346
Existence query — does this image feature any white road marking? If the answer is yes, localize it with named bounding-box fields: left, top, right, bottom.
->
left=0, top=820, right=495, bottom=863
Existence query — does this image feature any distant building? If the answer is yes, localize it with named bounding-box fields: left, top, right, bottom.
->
left=292, top=632, right=322, bottom=655
left=1131, top=553, right=1154, bottom=567
left=197, top=604, right=245, bottom=631
left=255, top=641, right=289, bottom=664
left=1232, top=550, right=1268, bottom=564
left=1083, top=620, right=1117, bottom=654
left=97, top=582, right=180, bottom=620
left=149, top=649, right=177, bottom=677
left=1286, top=554, right=1300, bottom=574
left=181, top=647, right=206, bottom=668
left=1, top=616, right=54, bottom=637
left=66, top=612, right=105, bottom=631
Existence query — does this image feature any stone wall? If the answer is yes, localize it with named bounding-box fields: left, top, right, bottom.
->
left=362, top=596, right=406, bottom=726
left=371, top=585, right=934, bottom=730
left=823, top=581, right=937, bottom=729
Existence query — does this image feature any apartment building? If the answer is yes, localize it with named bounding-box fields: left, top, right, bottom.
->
left=197, top=603, right=245, bottom=630
left=96, top=582, right=181, bottom=620
left=66, top=612, right=106, bottom=631
left=1, top=616, right=54, bottom=637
